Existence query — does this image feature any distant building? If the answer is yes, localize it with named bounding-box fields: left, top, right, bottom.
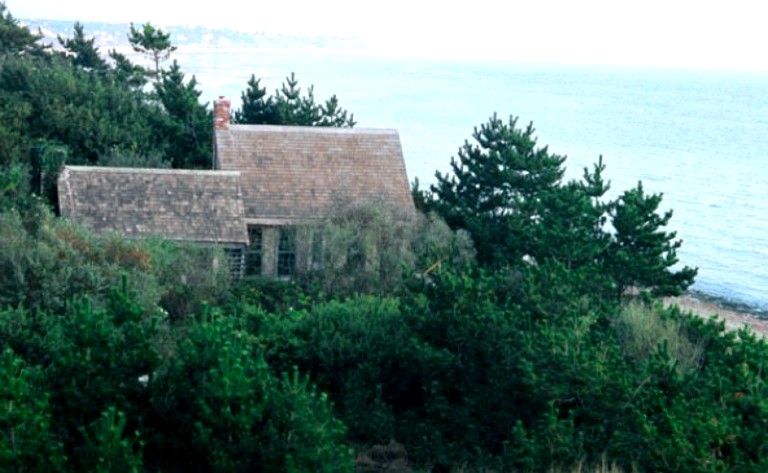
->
left=58, top=97, right=413, bottom=278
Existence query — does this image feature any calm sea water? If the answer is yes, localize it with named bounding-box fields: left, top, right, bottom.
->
left=174, top=49, right=768, bottom=312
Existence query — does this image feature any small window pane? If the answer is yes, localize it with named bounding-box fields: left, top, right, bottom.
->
left=245, top=226, right=263, bottom=276
left=224, top=247, right=244, bottom=279
left=277, top=227, right=296, bottom=277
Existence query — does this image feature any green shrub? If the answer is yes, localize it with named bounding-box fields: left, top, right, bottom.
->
left=0, top=348, right=65, bottom=473
left=295, top=199, right=474, bottom=297
left=143, top=238, right=231, bottom=320
left=614, top=300, right=704, bottom=375
left=147, top=310, right=353, bottom=473
left=78, top=407, right=143, bottom=473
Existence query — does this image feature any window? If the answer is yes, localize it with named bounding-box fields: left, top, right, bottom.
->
left=224, top=247, right=244, bottom=279
left=310, top=230, right=324, bottom=270
left=277, top=227, right=297, bottom=277
left=245, top=226, right=263, bottom=276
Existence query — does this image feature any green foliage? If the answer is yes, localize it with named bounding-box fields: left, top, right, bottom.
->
left=234, top=75, right=279, bottom=124
left=127, top=22, right=176, bottom=78
left=142, top=238, right=231, bottom=320
left=0, top=348, right=65, bottom=472
left=58, top=22, right=108, bottom=71
left=154, top=60, right=212, bottom=168
left=608, top=181, right=697, bottom=297
left=533, top=158, right=610, bottom=269
left=234, top=72, right=356, bottom=127
left=106, top=49, right=148, bottom=89
left=430, top=113, right=567, bottom=268
left=614, top=301, right=704, bottom=375
left=430, top=114, right=696, bottom=300
left=78, top=407, right=143, bottom=473
left=0, top=207, right=233, bottom=320
left=0, top=53, right=162, bottom=166
left=147, top=310, right=353, bottom=473
left=0, top=277, right=163, bottom=472
left=0, top=209, right=160, bottom=314
left=0, top=12, right=213, bottom=185
left=295, top=199, right=474, bottom=296
left=255, top=265, right=768, bottom=472
left=43, top=293, right=161, bottom=466
left=0, top=207, right=765, bottom=472
left=0, top=2, right=44, bottom=55
left=0, top=163, right=27, bottom=213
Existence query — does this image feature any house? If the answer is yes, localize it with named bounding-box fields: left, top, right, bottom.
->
left=211, top=97, right=413, bottom=277
left=57, top=97, right=413, bottom=278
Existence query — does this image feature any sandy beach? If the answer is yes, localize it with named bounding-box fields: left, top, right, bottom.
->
left=665, top=293, right=768, bottom=338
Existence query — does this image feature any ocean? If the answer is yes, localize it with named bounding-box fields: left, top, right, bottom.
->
left=173, top=48, right=768, bottom=312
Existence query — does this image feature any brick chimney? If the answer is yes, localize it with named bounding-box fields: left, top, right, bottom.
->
left=214, top=96, right=231, bottom=130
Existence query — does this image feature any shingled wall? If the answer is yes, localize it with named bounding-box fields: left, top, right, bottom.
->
left=58, top=166, right=249, bottom=245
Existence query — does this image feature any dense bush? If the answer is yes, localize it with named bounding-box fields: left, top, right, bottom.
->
left=145, top=310, right=352, bottom=473
left=294, top=199, right=475, bottom=297
left=0, top=207, right=231, bottom=318
left=0, top=272, right=353, bottom=472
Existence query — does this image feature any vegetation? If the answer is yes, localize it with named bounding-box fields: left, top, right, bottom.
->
left=128, top=22, right=176, bottom=78
left=234, top=72, right=356, bottom=127
left=2, top=4, right=768, bottom=472
left=423, top=113, right=696, bottom=298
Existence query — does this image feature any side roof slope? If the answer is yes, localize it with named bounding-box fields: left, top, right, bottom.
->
left=214, top=125, right=413, bottom=224
left=58, top=166, right=249, bottom=245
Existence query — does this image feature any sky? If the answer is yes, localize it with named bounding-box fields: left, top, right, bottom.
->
left=6, top=0, right=768, bottom=71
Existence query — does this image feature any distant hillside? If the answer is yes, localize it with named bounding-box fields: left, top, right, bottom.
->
left=19, top=18, right=364, bottom=51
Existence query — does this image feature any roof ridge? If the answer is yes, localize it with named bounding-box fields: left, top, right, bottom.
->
left=63, top=165, right=241, bottom=177
left=221, top=125, right=398, bottom=135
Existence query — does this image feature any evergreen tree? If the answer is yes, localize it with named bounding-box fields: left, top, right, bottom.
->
left=0, top=53, right=160, bottom=164
left=233, top=75, right=279, bottom=124
left=532, top=158, right=610, bottom=269
left=318, top=94, right=356, bottom=127
left=0, top=2, right=43, bottom=55
left=127, top=22, right=176, bottom=78
left=154, top=60, right=212, bottom=168
left=430, top=115, right=696, bottom=299
left=607, top=181, right=697, bottom=296
left=430, top=114, right=566, bottom=267
left=235, top=72, right=355, bottom=127
left=108, top=48, right=148, bottom=89
left=275, top=72, right=320, bottom=125
left=58, top=22, right=107, bottom=71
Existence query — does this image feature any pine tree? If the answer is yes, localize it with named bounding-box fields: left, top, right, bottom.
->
left=607, top=181, right=697, bottom=297
left=58, top=22, right=107, bottom=71
left=154, top=60, right=212, bottom=168
left=430, top=115, right=696, bottom=298
left=0, top=2, right=43, bottom=55
left=318, top=95, right=356, bottom=127
left=233, top=75, right=279, bottom=124
left=108, top=49, right=148, bottom=89
left=234, top=73, right=355, bottom=127
left=274, top=72, right=320, bottom=125
left=127, top=22, right=176, bottom=78
left=533, top=159, right=610, bottom=270
left=430, top=114, right=566, bottom=267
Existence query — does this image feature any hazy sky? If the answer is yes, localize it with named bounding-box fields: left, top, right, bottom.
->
left=7, top=0, right=768, bottom=71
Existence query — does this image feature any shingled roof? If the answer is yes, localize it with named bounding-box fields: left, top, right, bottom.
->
left=214, top=125, right=413, bottom=224
left=58, top=166, right=249, bottom=245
